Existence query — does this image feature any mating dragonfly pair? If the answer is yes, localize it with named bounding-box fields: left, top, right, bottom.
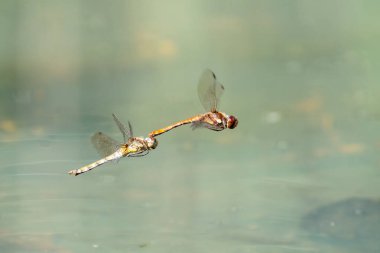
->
left=68, top=69, right=238, bottom=176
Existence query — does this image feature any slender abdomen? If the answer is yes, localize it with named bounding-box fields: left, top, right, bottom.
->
left=68, top=149, right=124, bottom=176
left=149, top=114, right=204, bottom=137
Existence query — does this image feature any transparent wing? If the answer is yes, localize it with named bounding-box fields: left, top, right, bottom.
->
left=91, top=132, right=121, bottom=157
left=191, top=121, right=224, bottom=131
left=197, top=69, right=224, bottom=112
left=128, top=149, right=149, bottom=157
left=112, top=113, right=132, bottom=143
left=128, top=121, right=133, bottom=137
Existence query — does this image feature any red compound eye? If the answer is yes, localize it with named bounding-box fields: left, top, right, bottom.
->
left=227, top=115, right=238, bottom=129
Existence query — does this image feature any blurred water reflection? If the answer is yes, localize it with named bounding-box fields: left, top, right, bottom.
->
left=1, top=1, right=380, bottom=252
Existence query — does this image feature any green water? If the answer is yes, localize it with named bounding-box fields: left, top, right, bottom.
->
left=1, top=1, right=380, bottom=252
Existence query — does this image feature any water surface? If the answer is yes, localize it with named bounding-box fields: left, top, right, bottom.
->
left=1, top=1, right=380, bottom=252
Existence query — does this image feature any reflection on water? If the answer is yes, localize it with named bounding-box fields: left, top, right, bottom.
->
left=302, top=197, right=380, bottom=253
left=1, top=1, right=380, bottom=252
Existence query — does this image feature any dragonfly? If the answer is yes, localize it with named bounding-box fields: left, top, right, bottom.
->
left=68, top=114, right=157, bottom=176
left=149, top=69, right=238, bottom=138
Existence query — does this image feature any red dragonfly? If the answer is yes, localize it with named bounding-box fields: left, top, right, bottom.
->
left=68, top=114, right=157, bottom=176
left=149, top=69, right=238, bottom=138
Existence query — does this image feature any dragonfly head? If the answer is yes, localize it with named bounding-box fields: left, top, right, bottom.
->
left=227, top=115, right=238, bottom=129
left=145, top=137, right=158, bottom=149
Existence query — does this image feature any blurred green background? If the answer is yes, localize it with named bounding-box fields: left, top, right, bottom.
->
left=1, top=1, right=380, bottom=252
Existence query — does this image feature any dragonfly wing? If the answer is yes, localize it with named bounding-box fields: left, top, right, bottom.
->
left=191, top=121, right=224, bottom=131
left=197, top=69, right=224, bottom=112
left=91, top=132, right=121, bottom=158
left=112, top=113, right=132, bottom=143
left=127, top=149, right=149, bottom=157
left=128, top=121, right=133, bottom=137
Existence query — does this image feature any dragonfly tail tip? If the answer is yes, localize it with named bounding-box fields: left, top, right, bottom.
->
left=68, top=170, right=78, bottom=176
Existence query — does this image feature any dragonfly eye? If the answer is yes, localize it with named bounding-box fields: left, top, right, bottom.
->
left=227, top=115, right=238, bottom=129
left=146, top=137, right=158, bottom=149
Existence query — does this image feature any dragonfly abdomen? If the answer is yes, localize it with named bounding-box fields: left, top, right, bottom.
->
left=68, top=149, right=124, bottom=176
left=149, top=114, right=204, bottom=137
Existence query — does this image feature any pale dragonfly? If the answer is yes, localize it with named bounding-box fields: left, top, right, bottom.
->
left=68, top=114, right=157, bottom=176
